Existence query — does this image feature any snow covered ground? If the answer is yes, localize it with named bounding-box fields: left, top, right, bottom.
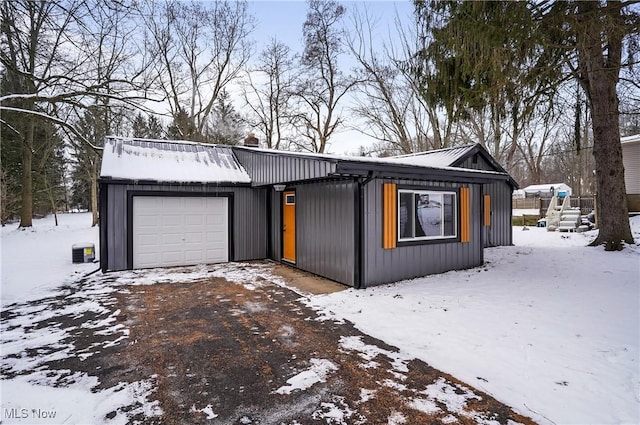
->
left=1, top=212, right=99, bottom=304
left=311, top=218, right=640, bottom=425
left=1, top=213, right=639, bottom=424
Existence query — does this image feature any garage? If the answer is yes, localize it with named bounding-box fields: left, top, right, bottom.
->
left=132, top=196, right=229, bottom=268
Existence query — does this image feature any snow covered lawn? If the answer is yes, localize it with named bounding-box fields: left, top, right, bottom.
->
left=310, top=219, right=640, bottom=425
left=1, top=212, right=99, bottom=304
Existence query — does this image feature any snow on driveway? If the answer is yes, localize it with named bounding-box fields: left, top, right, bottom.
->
left=309, top=219, right=640, bottom=425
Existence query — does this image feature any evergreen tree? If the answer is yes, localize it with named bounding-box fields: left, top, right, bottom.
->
left=206, top=89, right=245, bottom=145
left=413, top=0, right=638, bottom=249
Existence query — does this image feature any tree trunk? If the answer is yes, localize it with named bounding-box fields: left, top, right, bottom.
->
left=577, top=1, right=634, bottom=250
left=588, top=86, right=633, bottom=249
left=19, top=117, right=34, bottom=227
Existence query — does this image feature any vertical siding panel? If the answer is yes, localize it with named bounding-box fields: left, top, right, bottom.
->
left=295, top=180, right=355, bottom=286
left=363, top=179, right=484, bottom=288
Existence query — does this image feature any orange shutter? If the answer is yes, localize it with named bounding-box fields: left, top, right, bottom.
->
left=460, top=187, right=470, bottom=243
left=483, top=194, right=491, bottom=227
left=383, top=183, right=397, bottom=249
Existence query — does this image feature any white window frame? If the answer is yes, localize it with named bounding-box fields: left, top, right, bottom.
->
left=397, top=189, right=458, bottom=242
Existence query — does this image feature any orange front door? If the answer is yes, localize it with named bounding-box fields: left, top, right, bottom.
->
left=282, top=191, right=296, bottom=262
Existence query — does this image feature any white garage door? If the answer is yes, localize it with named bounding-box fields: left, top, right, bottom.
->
left=133, top=196, right=229, bottom=268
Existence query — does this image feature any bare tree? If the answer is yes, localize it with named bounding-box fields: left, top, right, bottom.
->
left=0, top=0, right=149, bottom=227
left=242, top=39, right=297, bottom=149
left=347, top=7, right=416, bottom=154
left=141, top=0, right=253, bottom=143
left=294, top=0, right=357, bottom=153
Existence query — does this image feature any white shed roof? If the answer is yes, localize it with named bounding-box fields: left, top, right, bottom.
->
left=621, top=134, right=640, bottom=144
left=100, top=137, right=251, bottom=184
left=523, top=183, right=571, bottom=193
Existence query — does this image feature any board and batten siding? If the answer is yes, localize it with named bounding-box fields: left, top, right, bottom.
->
left=292, top=180, right=356, bottom=286
left=233, top=149, right=337, bottom=186
left=483, top=181, right=513, bottom=247
left=101, top=183, right=267, bottom=271
left=456, top=154, right=513, bottom=247
left=269, top=188, right=281, bottom=260
left=362, top=179, right=483, bottom=288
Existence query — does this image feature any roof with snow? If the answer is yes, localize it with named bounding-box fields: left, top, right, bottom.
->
left=388, top=144, right=476, bottom=168
left=621, top=134, right=640, bottom=144
left=100, top=137, right=251, bottom=184
left=522, top=183, right=572, bottom=194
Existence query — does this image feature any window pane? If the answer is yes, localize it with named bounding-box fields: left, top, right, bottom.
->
left=443, top=194, right=455, bottom=236
left=399, top=192, right=413, bottom=239
left=417, top=193, right=442, bottom=237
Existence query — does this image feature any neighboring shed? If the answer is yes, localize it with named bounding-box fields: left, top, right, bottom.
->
left=100, top=137, right=517, bottom=289
left=522, top=183, right=572, bottom=198
left=621, top=134, right=640, bottom=212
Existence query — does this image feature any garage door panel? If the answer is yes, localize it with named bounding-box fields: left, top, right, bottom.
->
left=161, top=215, right=183, bottom=226
left=184, top=232, right=203, bottom=243
left=185, top=214, right=203, bottom=226
left=138, top=234, right=160, bottom=246
left=161, top=233, right=183, bottom=245
left=133, top=196, right=228, bottom=269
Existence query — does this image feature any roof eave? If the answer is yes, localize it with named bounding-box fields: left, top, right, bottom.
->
left=334, top=161, right=513, bottom=185
left=98, top=177, right=253, bottom=187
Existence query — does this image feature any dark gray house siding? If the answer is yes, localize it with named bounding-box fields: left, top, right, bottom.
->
left=100, top=183, right=267, bottom=271
left=268, top=188, right=281, bottom=260
left=293, top=180, right=356, bottom=286
left=455, top=152, right=515, bottom=248
left=483, top=181, right=513, bottom=247
left=361, top=179, right=483, bottom=288
left=234, top=148, right=337, bottom=186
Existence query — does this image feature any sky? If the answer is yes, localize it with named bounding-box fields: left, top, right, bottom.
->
left=242, top=1, right=417, bottom=154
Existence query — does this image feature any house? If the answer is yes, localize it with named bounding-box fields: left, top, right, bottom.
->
left=99, top=138, right=517, bottom=288
left=521, top=183, right=572, bottom=198
left=621, top=134, right=640, bottom=213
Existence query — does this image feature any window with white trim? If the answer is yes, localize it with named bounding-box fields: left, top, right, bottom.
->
left=398, top=190, right=457, bottom=241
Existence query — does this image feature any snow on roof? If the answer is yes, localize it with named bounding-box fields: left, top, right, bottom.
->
left=387, top=144, right=476, bottom=168
left=100, top=137, right=251, bottom=184
left=523, top=183, right=571, bottom=193
left=621, top=134, right=640, bottom=144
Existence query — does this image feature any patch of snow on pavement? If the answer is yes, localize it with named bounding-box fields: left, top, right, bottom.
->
left=312, top=395, right=364, bottom=425
left=421, top=377, right=481, bottom=414
left=191, top=404, right=218, bottom=420
left=274, top=358, right=338, bottom=395
left=358, top=388, right=376, bottom=404
left=1, top=374, right=160, bottom=425
left=408, top=397, right=440, bottom=415
left=309, top=218, right=640, bottom=425
left=339, top=335, right=410, bottom=373
left=387, top=411, right=406, bottom=425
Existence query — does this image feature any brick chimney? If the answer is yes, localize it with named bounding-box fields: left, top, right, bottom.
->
left=244, top=132, right=259, bottom=147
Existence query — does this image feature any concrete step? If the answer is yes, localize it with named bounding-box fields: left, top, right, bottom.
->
left=559, top=220, right=578, bottom=227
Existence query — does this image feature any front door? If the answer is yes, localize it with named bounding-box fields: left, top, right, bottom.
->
left=282, top=191, right=296, bottom=262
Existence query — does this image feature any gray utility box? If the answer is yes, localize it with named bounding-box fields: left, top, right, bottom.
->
left=72, top=243, right=95, bottom=263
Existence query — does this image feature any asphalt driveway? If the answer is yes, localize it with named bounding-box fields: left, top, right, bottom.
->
left=1, top=262, right=536, bottom=424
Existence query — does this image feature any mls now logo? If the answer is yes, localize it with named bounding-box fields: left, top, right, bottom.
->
left=4, top=407, right=57, bottom=419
